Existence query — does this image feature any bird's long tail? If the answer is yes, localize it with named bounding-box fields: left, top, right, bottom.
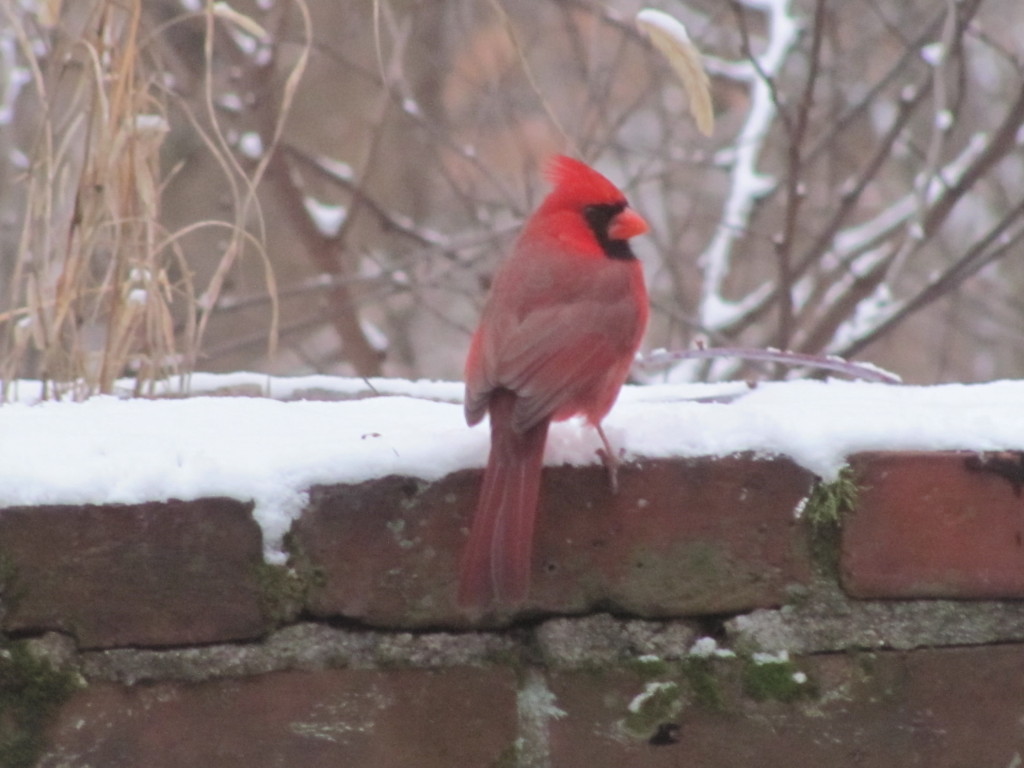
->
left=458, top=389, right=550, bottom=609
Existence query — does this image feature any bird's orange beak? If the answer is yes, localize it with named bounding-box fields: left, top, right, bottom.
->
left=608, top=207, right=649, bottom=240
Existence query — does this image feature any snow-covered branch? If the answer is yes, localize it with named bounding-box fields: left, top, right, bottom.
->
left=698, top=0, right=800, bottom=331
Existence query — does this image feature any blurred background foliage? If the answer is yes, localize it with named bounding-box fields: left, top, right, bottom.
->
left=1, top=0, right=1023, bottom=398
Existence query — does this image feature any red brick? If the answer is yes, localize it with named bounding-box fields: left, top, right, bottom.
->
left=294, top=455, right=814, bottom=626
left=36, top=645, right=1024, bottom=767
left=0, top=498, right=267, bottom=648
left=842, top=451, right=1024, bottom=598
left=294, top=474, right=471, bottom=626
left=530, top=455, right=814, bottom=616
left=547, top=645, right=1024, bottom=767
left=39, top=668, right=517, bottom=768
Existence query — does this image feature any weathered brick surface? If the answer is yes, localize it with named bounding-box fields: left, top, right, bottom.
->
left=294, top=473, right=472, bottom=626
left=842, top=451, right=1024, bottom=598
left=37, top=646, right=1024, bottom=768
left=547, top=645, right=1024, bottom=768
left=8, top=449, right=1024, bottom=650
left=39, top=668, right=518, bottom=768
left=294, top=455, right=814, bottom=626
left=9, top=451, right=1024, bottom=765
left=531, top=455, right=813, bottom=617
left=0, top=498, right=267, bottom=648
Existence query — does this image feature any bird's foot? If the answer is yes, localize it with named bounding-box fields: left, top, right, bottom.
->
left=595, top=424, right=622, bottom=495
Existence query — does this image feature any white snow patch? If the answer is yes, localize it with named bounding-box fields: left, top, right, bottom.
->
left=303, top=197, right=347, bottom=237
left=689, top=637, right=736, bottom=659
left=752, top=650, right=790, bottom=665
left=217, top=92, right=245, bottom=113
left=920, top=42, right=945, bottom=66
left=237, top=131, right=263, bottom=159
left=627, top=681, right=679, bottom=713
left=134, top=113, right=169, bottom=135
left=698, top=0, right=797, bottom=330
left=4, top=375, right=1024, bottom=562
left=316, top=156, right=354, bottom=182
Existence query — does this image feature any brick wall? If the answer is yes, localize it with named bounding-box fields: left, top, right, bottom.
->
left=3, top=450, right=1024, bottom=767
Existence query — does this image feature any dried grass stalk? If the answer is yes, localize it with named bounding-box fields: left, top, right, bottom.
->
left=0, top=0, right=269, bottom=401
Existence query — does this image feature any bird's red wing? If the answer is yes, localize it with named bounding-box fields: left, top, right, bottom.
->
left=463, top=326, right=491, bottom=427
left=485, top=295, right=642, bottom=432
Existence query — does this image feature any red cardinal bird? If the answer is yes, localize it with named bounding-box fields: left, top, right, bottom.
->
left=459, top=155, right=650, bottom=610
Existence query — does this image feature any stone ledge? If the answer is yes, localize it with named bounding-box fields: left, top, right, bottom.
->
left=80, top=623, right=520, bottom=686
left=53, top=590, right=1024, bottom=688
left=14, top=599, right=1024, bottom=767
left=727, top=579, right=1024, bottom=654
left=3, top=451, right=1023, bottom=650
left=5, top=450, right=1024, bottom=766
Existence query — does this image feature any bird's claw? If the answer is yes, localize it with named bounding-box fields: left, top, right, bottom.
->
left=595, top=423, right=623, bottom=494
left=596, top=446, right=622, bottom=494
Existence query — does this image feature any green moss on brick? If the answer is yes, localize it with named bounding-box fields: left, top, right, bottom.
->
left=624, top=654, right=671, bottom=679
left=490, top=740, right=522, bottom=768
left=255, top=563, right=301, bottom=625
left=0, top=641, right=82, bottom=768
left=255, top=535, right=325, bottom=627
left=741, top=654, right=816, bottom=703
left=622, top=681, right=682, bottom=740
left=627, top=539, right=742, bottom=610
left=681, top=656, right=726, bottom=711
left=804, top=467, right=859, bottom=576
left=805, top=466, right=858, bottom=528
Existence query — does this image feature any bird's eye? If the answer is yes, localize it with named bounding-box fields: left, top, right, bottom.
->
left=583, top=203, right=620, bottom=236
left=582, top=202, right=636, bottom=260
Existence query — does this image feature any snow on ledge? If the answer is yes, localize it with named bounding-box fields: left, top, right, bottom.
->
left=2, top=374, right=1023, bottom=563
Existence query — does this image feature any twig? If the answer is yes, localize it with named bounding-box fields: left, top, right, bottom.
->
left=839, top=191, right=1024, bottom=358
left=284, top=144, right=450, bottom=250
left=488, top=0, right=576, bottom=154
left=705, top=0, right=988, bottom=342
left=699, top=0, right=799, bottom=331
left=638, top=346, right=902, bottom=384
left=774, top=0, right=825, bottom=349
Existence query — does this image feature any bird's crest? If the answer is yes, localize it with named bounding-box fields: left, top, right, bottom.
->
left=544, top=155, right=627, bottom=208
